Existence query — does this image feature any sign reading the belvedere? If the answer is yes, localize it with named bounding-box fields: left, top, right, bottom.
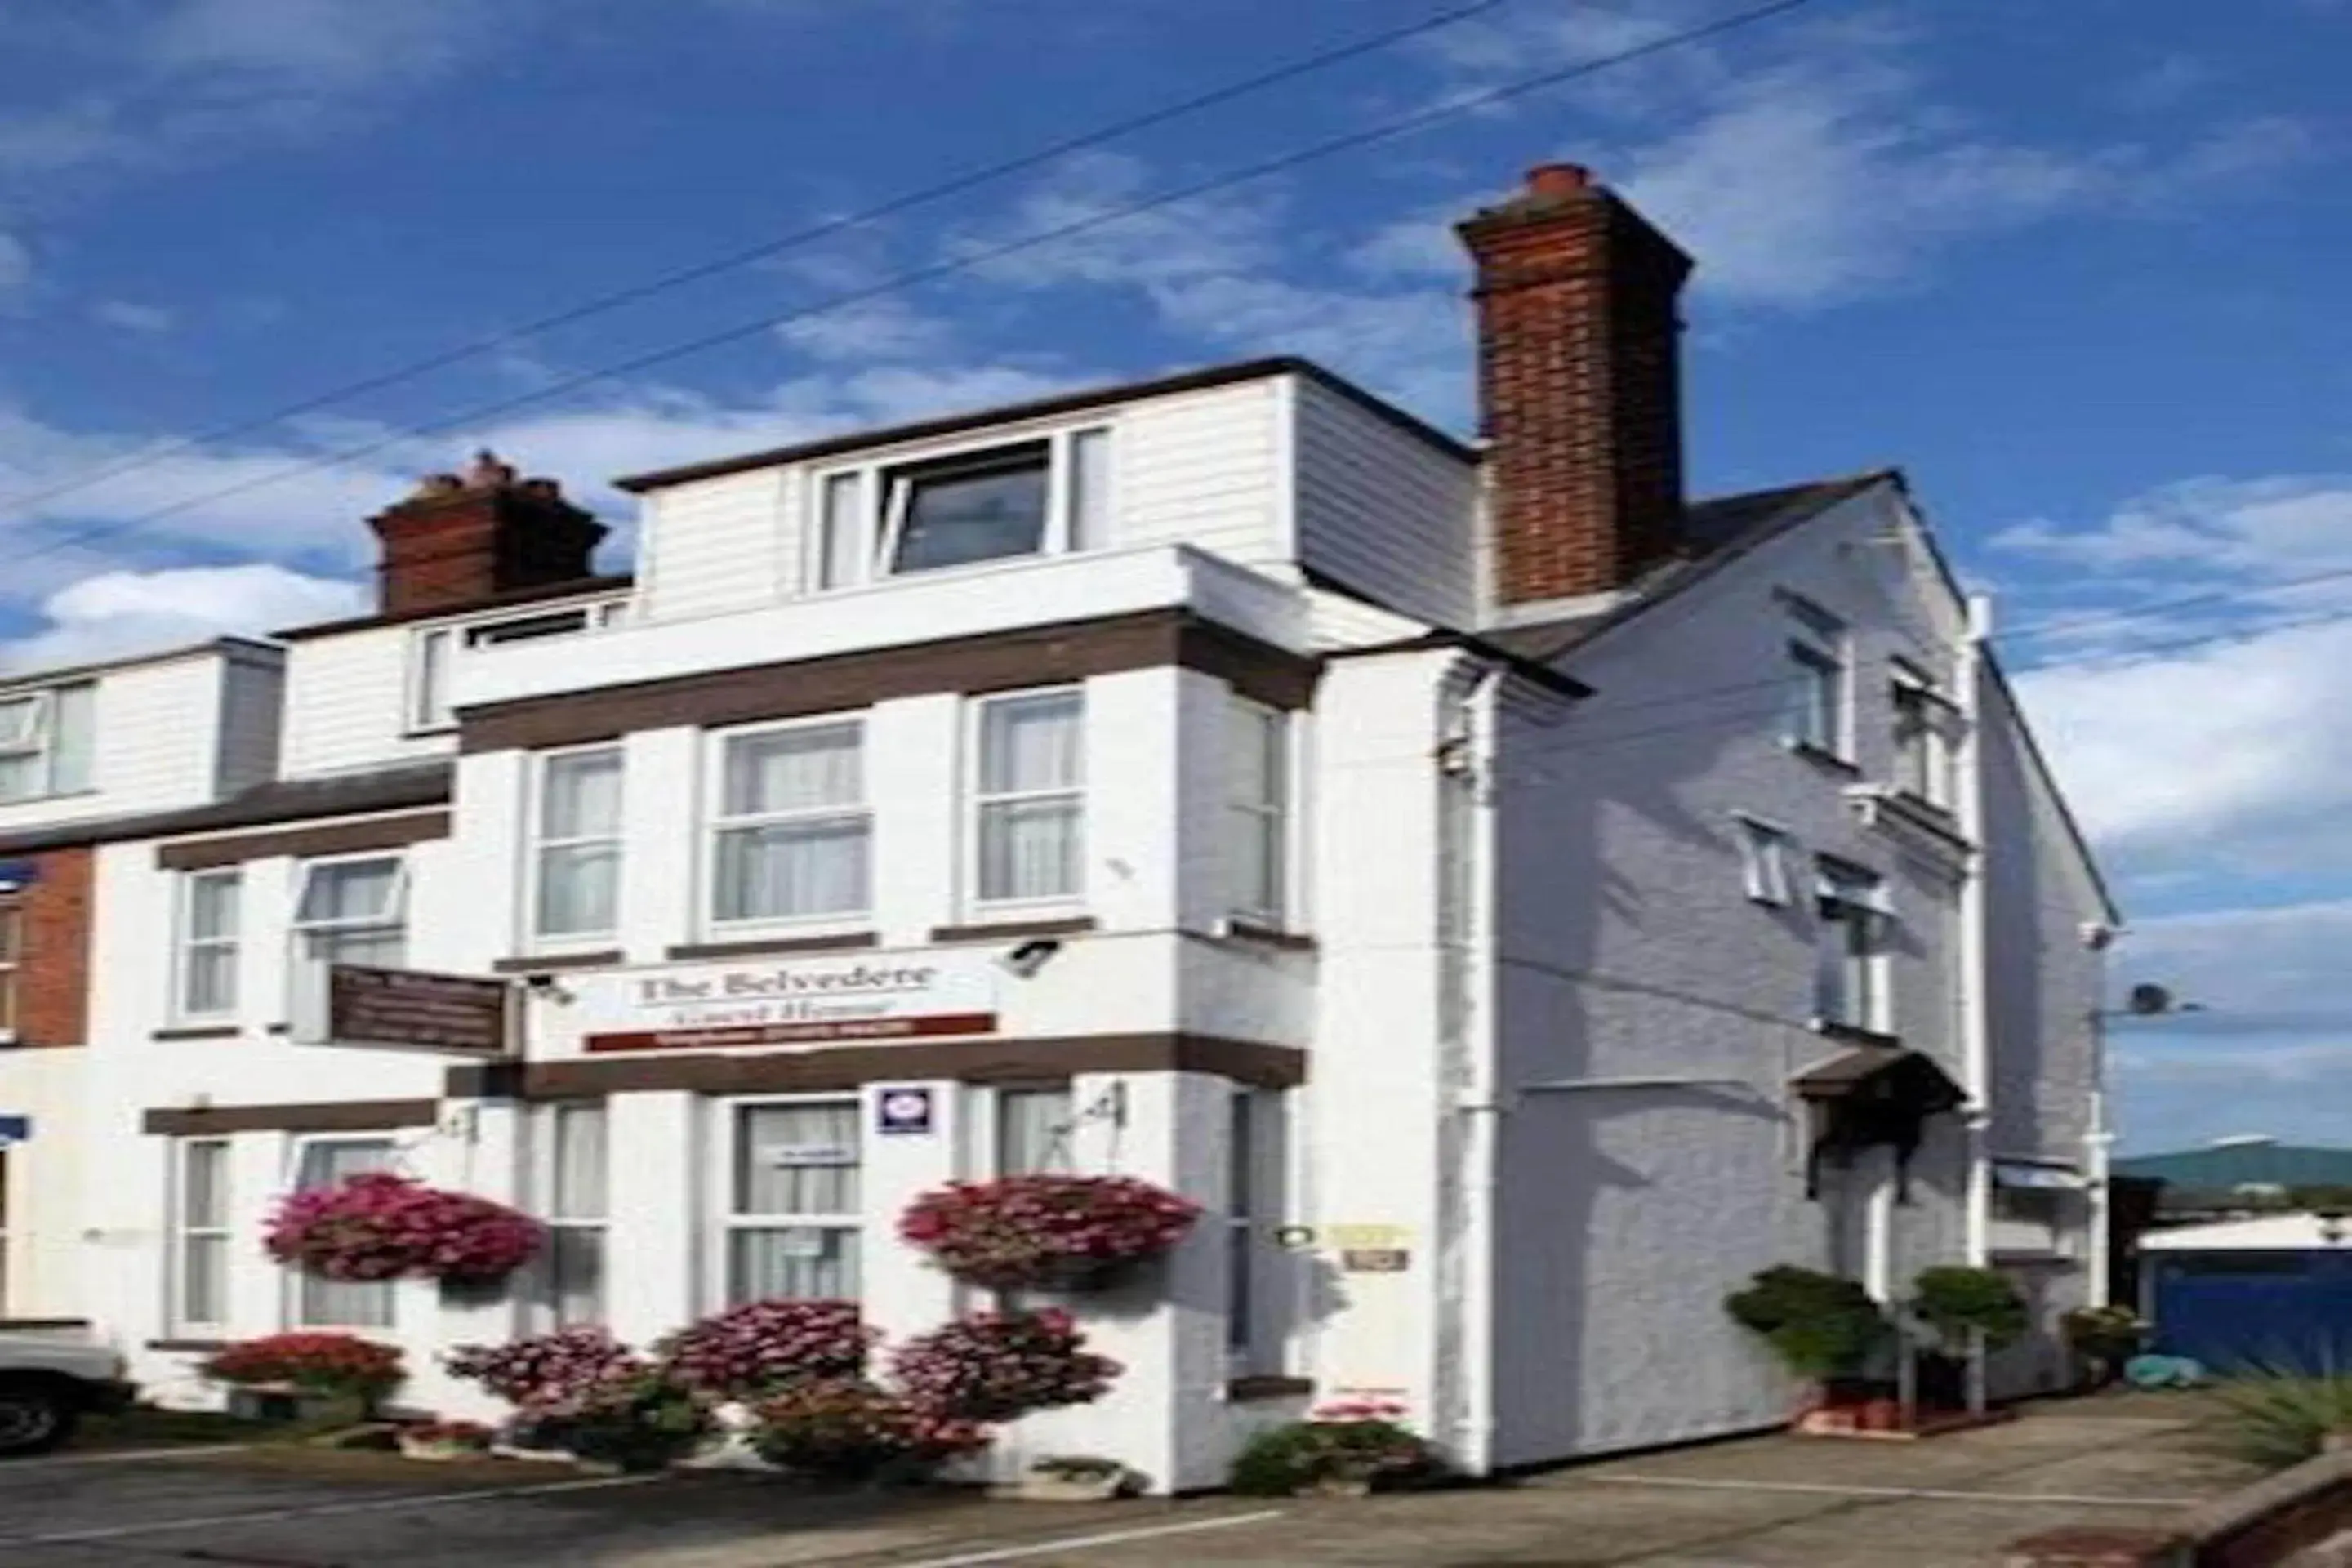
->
left=324, top=965, right=513, bottom=1058
left=583, top=954, right=998, bottom=1054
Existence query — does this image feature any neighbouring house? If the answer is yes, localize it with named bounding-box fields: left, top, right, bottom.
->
left=2119, top=1136, right=2352, bottom=1223
left=2140, top=1213, right=2352, bottom=1370
left=0, top=163, right=2113, bottom=1487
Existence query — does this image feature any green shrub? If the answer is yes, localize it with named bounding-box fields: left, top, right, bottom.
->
left=1910, top=1267, right=2029, bottom=1352
left=2061, top=1305, right=2149, bottom=1367
left=1724, top=1267, right=1890, bottom=1379
left=2212, top=1367, right=2352, bottom=1471
left=1229, top=1403, right=1438, bottom=1495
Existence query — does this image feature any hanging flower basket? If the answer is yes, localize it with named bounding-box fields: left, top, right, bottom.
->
left=897, top=1174, right=1201, bottom=1292
left=265, top=1172, right=544, bottom=1285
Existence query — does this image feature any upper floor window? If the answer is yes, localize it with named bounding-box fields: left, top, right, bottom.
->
left=808, top=428, right=1113, bottom=593
left=1227, top=700, right=1290, bottom=924
left=1735, top=816, right=1792, bottom=906
left=409, top=601, right=626, bottom=733
left=0, top=902, right=19, bottom=1044
left=177, top=869, right=241, bottom=1020
left=1891, top=665, right=1958, bottom=810
left=532, top=748, right=622, bottom=943
left=1780, top=595, right=1848, bottom=760
left=972, top=689, right=1085, bottom=906
left=710, top=720, right=870, bottom=928
left=1815, top=860, right=1890, bottom=1034
left=0, top=684, right=94, bottom=804
left=293, top=855, right=408, bottom=975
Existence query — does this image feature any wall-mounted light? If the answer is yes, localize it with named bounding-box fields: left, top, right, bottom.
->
left=999, top=938, right=1062, bottom=979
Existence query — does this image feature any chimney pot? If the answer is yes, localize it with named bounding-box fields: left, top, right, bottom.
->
left=1526, top=163, right=1592, bottom=199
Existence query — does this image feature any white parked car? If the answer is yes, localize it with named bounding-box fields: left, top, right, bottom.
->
left=0, top=1323, right=134, bottom=1456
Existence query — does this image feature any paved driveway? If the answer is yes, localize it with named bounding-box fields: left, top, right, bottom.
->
left=0, top=1394, right=2256, bottom=1567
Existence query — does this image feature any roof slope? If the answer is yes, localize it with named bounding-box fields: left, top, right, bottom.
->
left=0, top=762, right=452, bottom=857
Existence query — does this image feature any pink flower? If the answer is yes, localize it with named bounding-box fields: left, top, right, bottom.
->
left=265, top=1174, right=544, bottom=1285
left=889, top=1308, right=1120, bottom=1423
left=897, top=1175, right=1201, bottom=1290
left=655, top=1299, right=874, bottom=1399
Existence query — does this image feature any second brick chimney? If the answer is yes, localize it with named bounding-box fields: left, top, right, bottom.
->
left=1458, top=163, right=1694, bottom=608
left=368, top=451, right=608, bottom=616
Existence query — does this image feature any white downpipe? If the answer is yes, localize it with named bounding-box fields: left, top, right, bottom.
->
left=2084, top=1009, right=2116, bottom=1308
left=1453, top=663, right=1505, bottom=1477
left=1958, top=594, right=1994, bottom=1268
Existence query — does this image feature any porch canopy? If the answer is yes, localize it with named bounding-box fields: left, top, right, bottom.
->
left=1793, top=1045, right=1967, bottom=1199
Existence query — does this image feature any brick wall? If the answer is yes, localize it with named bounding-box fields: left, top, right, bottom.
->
left=2, top=846, right=91, bottom=1048
left=1457, top=163, right=1693, bottom=605
left=368, top=455, right=606, bottom=615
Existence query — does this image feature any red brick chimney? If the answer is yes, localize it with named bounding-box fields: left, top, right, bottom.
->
left=1458, top=163, right=1694, bottom=606
left=367, top=451, right=608, bottom=615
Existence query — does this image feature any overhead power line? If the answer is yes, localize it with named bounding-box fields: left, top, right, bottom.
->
left=0, top=0, right=1829, bottom=577
left=2, top=0, right=1522, bottom=520
left=1998, top=563, right=2352, bottom=648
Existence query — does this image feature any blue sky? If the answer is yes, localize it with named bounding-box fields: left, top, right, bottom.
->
left=1, top=0, right=2346, bottom=1150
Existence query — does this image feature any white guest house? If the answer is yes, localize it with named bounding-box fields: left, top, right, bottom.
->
left=0, top=164, right=2114, bottom=1488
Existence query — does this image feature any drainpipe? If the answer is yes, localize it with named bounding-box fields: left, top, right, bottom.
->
left=2083, top=1005, right=2116, bottom=1309
left=1446, top=662, right=1505, bottom=1477
left=1958, top=594, right=1994, bottom=1269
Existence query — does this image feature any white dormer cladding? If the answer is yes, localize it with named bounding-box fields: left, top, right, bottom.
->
left=628, top=367, right=1479, bottom=636
left=0, top=641, right=282, bottom=832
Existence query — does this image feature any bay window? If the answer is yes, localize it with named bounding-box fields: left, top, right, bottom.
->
left=806, top=428, right=1113, bottom=591
left=532, top=748, right=622, bottom=942
left=972, top=690, right=1084, bottom=906
left=177, top=869, right=241, bottom=1019
left=710, top=720, right=869, bottom=927
left=0, top=683, right=94, bottom=803
left=723, top=1099, right=861, bottom=1304
left=172, top=1138, right=231, bottom=1334
left=1226, top=700, right=1289, bottom=924
left=289, top=1137, right=395, bottom=1328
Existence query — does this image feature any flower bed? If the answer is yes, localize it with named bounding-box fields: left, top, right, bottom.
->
left=898, top=1174, right=1201, bottom=1291
left=266, top=1173, right=544, bottom=1284
left=890, top=1308, right=1119, bottom=1423
left=202, top=1333, right=405, bottom=1421
left=656, top=1298, right=872, bottom=1400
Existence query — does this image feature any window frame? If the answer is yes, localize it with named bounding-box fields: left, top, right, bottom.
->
left=0, top=684, right=94, bottom=804
left=175, top=868, right=243, bottom=1022
left=170, top=1138, right=233, bottom=1336
left=1734, top=815, right=1793, bottom=906
left=991, top=1083, right=1075, bottom=1178
left=710, top=1094, right=864, bottom=1311
left=1780, top=594, right=1851, bottom=761
left=528, top=744, right=625, bottom=949
left=526, top=1100, right=609, bottom=1331
left=406, top=599, right=630, bottom=734
left=1889, top=663, right=1961, bottom=811
left=966, top=687, right=1087, bottom=914
left=1225, top=699, right=1290, bottom=927
left=283, top=1134, right=399, bottom=1330
left=1814, top=862, right=1891, bottom=1034
left=702, top=715, right=873, bottom=937
left=804, top=425, right=1114, bottom=594
left=288, top=852, right=410, bottom=1022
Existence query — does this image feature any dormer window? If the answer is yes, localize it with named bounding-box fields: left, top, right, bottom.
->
left=408, top=599, right=626, bottom=733
left=0, top=684, right=95, bottom=804
left=808, top=426, right=1113, bottom=593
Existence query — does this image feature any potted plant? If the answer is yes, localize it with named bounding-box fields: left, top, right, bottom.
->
left=1909, top=1266, right=2028, bottom=1358
left=200, top=1333, right=405, bottom=1424
left=889, top=1308, right=1120, bottom=1423
left=898, top=1175, right=1201, bottom=1293
left=266, top=1173, right=544, bottom=1286
left=1724, top=1266, right=1893, bottom=1425
left=1229, top=1401, right=1439, bottom=1497
left=1019, top=1454, right=1132, bottom=1502
left=2061, top=1305, right=2149, bottom=1388
left=397, top=1419, right=494, bottom=1462
left=746, top=1377, right=988, bottom=1484
left=542, top=1367, right=715, bottom=1474
left=447, top=1327, right=657, bottom=1461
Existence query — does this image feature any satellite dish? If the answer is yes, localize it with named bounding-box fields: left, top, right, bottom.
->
left=2127, top=983, right=2176, bottom=1016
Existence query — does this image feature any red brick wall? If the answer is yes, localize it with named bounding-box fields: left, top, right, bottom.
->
left=1457, top=165, right=1693, bottom=605
left=3, top=847, right=91, bottom=1048
left=368, top=486, right=607, bottom=616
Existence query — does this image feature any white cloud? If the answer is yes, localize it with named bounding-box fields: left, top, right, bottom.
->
left=140, top=0, right=495, bottom=88
left=0, top=563, right=366, bottom=672
left=776, top=296, right=956, bottom=364
left=1993, top=475, right=2352, bottom=579
left=91, top=300, right=174, bottom=333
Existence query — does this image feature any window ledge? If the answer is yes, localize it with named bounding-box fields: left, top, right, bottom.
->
left=0, top=1316, right=90, bottom=1332
left=930, top=916, right=1097, bottom=944
left=492, top=949, right=626, bottom=974
left=1811, top=1019, right=1902, bottom=1049
left=1226, top=1374, right=1314, bottom=1403
left=1218, top=920, right=1316, bottom=953
left=145, top=1337, right=229, bottom=1353
left=668, top=933, right=879, bottom=960
left=152, top=1024, right=239, bottom=1041
left=1786, top=739, right=1863, bottom=777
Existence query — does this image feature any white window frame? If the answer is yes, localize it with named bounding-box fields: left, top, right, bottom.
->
left=283, top=1134, right=399, bottom=1330
left=176, top=868, right=242, bottom=1022
left=711, top=1094, right=863, bottom=1310
left=0, top=684, right=93, bottom=803
left=288, top=853, right=410, bottom=1018
left=1226, top=1089, right=1259, bottom=1369
left=703, top=715, right=872, bottom=936
left=804, top=425, right=1114, bottom=594
left=527, top=1101, right=608, bottom=1330
left=1780, top=595, right=1851, bottom=760
left=990, top=1083, right=1075, bottom=1178
left=1226, top=699, right=1290, bottom=927
left=170, top=1138, right=233, bottom=1336
left=528, top=745, right=625, bottom=949
left=407, top=599, right=630, bottom=733
left=1734, top=815, right=1793, bottom=906
left=0, top=898, right=19, bottom=1045
left=1815, top=862, right=1891, bottom=1035
left=966, top=687, right=1086, bottom=915
left=1890, top=664, right=1960, bottom=810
